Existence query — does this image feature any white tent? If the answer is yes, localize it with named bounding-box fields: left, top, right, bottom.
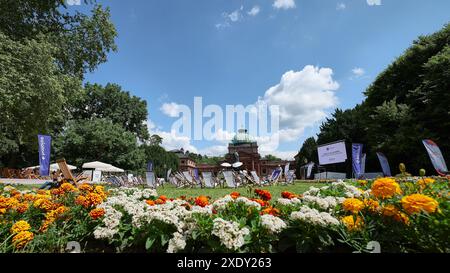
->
left=82, top=161, right=124, bottom=173
left=27, top=163, right=77, bottom=171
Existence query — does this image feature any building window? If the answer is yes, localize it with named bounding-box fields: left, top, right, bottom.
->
left=181, top=160, right=185, bottom=164
left=263, top=169, right=266, bottom=174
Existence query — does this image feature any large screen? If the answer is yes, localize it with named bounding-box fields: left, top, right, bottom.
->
left=317, top=141, right=347, bottom=165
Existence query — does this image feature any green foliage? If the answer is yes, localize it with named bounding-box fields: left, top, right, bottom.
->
left=262, top=154, right=282, bottom=161
left=70, top=83, right=149, bottom=141
left=53, top=118, right=145, bottom=171
left=141, top=144, right=180, bottom=177
left=308, top=23, right=450, bottom=175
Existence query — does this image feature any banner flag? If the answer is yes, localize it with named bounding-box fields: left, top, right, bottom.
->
left=376, top=152, right=392, bottom=177
left=317, top=140, right=347, bottom=165
left=38, top=134, right=52, bottom=176
left=147, top=161, right=153, bottom=172
left=352, top=143, right=363, bottom=178
left=284, top=163, right=290, bottom=177
left=306, top=162, right=314, bottom=178
left=422, top=139, right=448, bottom=174
left=361, top=153, right=367, bottom=175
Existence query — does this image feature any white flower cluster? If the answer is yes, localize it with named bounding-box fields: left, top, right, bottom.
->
left=212, top=195, right=261, bottom=210
left=212, top=218, right=250, bottom=250
left=167, top=232, right=187, bottom=253
left=260, top=214, right=287, bottom=234
left=301, top=195, right=340, bottom=210
left=93, top=206, right=123, bottom=239
left=290, top=206, right=340, bottom=227
left=276, top=197, right=302, bottom=206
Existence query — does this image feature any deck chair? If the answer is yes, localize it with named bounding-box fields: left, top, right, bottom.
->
left=202, top=172, right=215, bottom=188
left=146, top=171, right=156, bottom=189
left=56, top=158, right=78, bottom=184
left=286, top=170, right=295, bottom=184
left=223, top=170, right=237, bottom=188
left=182, top=171, right=198, bottom=188
left=250, top=171, right=262, bottom=186
left=240, top=171, right=257, bottom=186
left=267, top=169, right=282, bottom=185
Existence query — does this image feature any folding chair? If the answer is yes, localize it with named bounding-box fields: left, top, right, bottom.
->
left=182, top=171, right=198, bottom=188
left=202, top=172, right=215, bottom=188
left=250, top=171, right=262, bottom=186
left=223, top=170, right=237, bottom=188
left=56, top=158, right=79, bottom=184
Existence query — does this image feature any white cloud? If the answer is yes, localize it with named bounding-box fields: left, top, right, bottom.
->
left=247, top=6, right=260, bottom=16
left=367, top=0, right=381, bottom=6
left=351, top=67, right=365, bottom=78
left=260, top=65, right=339, bottom=135
left=160, top=102, right=183, bottom=117
left=273, top=0, right=296, bottom=10
left=336, top=3, right=346, bottom=10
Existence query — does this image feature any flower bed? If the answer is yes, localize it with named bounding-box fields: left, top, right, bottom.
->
left=0, top=177, right=448, bottom=253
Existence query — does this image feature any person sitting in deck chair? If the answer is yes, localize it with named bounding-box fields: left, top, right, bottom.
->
left=39, top=171, right=63, bottom=190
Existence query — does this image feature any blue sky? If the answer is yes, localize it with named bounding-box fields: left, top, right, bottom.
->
left=74, top=0, right=450, bottom=159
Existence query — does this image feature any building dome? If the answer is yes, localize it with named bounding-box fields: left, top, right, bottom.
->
left=231, top=129, right=255, bottom=144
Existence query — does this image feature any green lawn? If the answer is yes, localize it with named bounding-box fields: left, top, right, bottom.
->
left=156, top=181, right=326, bottom=200
left=3, top=180, right=327, bottom=201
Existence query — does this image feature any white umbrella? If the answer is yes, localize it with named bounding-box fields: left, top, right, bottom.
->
left=82, top=161, right=124, bottom=173
left=221, top=162, right=232, bottom=167
left=27, top=163, right=77, bottom=171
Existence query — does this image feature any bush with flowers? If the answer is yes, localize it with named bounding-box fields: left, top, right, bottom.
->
left=0, top=176, right=448, bottom=253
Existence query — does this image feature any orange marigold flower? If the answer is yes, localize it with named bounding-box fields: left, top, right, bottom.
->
left=251, top=198, right=268, bottom=207
left=78, top=183, right=93, bottom=192
left=382, top=204, right=399, bottom=217
left=89, top=208, right=105, bottom=220
left=60, top=183, right=78, bottom=193
left=281, top=191, right=297, bottom=199
left=371, top=178, right=402, bottom=199
left=51, top=188, right=65, bottom=196
left=15, top=202, right=29, bottom=214
left=12, top=231, right=34, bottom=249
left=155, top=198, right=166, bottom=205
left=401, top=194, right=438, bottom=214
left=195, top=195, right=209, bottom=207
left=33, top=198, right=54, bottom=211
left=342, top=198, right=365, bottom=214
left=255, top=189, right=272, bottom=201
left=417, top=178, right=435, bottom=188
left=146, top=200, right=156, bottom=206
left=230, top=192, right=240, bottom=199
left=261, top=206, right=280, bottom=216
left=393, top=212, right=410, bottom=225
left=85, top=192, right=103, bottom=207
left=363, top=199, right=380, bottom=213
left=22, top=194, right=36, bottom=201
left=159, top=195, right=168, bottom=202
left=75, top=195, right=88, bottom=207
left=341, top=215, right=364, bottom=231
left=11, top=220, right=31, bottom=234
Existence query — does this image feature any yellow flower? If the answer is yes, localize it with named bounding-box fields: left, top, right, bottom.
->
left=12, top=231, right=34, bottom=249
left=15, top=202, right=29, bottom=214
left=78, top=183, right=93, bottom=192
left=401, top=194, right=438, bottom=214
left=357, top=180, right=367, bottom=186
left=60, top=183, right=78, bottom=193
left=33, top=198, right=54, bottom=211
left=371, top=178, right=402, bottom=199
left=11, top=220, right=31, bottom=234
left=417, top=178, right=435, bottom=188
left=382, top=204, right=400, bottom=217
left=363, top=199, right=380, bottom=213
left=341, top=215, right=364, bottom=231
left=342, top=198, right=365, bottom=214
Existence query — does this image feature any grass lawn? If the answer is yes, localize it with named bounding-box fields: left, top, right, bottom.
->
left=3, top=180, right=327, bottom=201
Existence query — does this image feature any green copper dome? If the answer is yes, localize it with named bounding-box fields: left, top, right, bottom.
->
left=231, top=129, right=255, bottom=144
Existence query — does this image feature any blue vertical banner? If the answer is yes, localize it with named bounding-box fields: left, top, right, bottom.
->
left=306, top=162, right=314, bottom=178
left=422, top=139, right=448, bottom=175
left=147, top=161, right=153, bottom=172
left=361, top=153, right=367, bottom=175
left=352, top=143, right=363, bottom=178
left=38, top=134, right=51, bottom=176
left=376, top=152, right=392, bottom=177
left=193, top=168, right=199, bottom=180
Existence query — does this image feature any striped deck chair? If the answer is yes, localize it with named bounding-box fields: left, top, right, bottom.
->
left=56, top=158, right=78, bottom=184
left=182, top=171, right=198, bottom=188
left=202, top=172, right=215, bottom=188
left=250, top=171, right=262, bottom=186
left=223, top=170, right=237, bottom=188
left=286, top=170, right=296, bottom=184
left=267, top=169, right=282, bottom=185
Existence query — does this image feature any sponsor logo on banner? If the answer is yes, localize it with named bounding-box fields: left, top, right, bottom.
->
left=38, top=134, right=52, bottom=176
left=317, top=141, right=347, bottom=165
left=422, top=139, right=448, bottom=174
left=352, top=143, right=363, bottom=178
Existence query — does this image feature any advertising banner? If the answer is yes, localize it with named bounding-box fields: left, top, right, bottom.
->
left=317, top=141, right=347, bottom=165
left=376, top=152, right=392, bottom=177
left=38, top=134, right=52, bottom=176
left=361, top=153, right=366, bottom=175
left=422, top=139, right=448, bottom=174
left=352, top=143, right=363, bottom=178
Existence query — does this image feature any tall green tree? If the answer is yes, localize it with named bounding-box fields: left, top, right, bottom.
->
left=70, top=83, right=150, bottom=141
left=141, top=144, right=179, bottom=178
left=53, top=118, right=145, bottom=171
